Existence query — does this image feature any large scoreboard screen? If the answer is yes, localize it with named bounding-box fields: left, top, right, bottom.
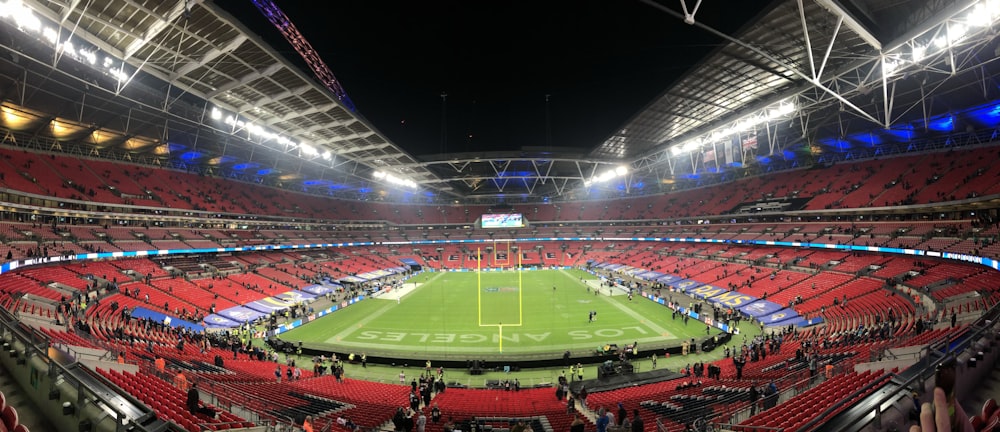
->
left=481, top=213, right=524, bottom=228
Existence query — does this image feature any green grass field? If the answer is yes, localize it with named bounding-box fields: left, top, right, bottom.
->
left=281, top=269, right=707, bottom=358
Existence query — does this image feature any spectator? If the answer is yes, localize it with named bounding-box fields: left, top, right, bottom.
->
left=631, top=409, right=644, bottom=432
left=510, top=420, right=526, bottom=432
left=392, top=407, right=407, bottom=432
left=186, top=382, right=200, bottom=415
left=596, top=408, right=610, bottom=432
left=570, top=414, right=585, bottom=432
left=303, top=415, right=314, bottom=432
left=431, top=404, right=441, bottom=423
left=173, top=371, right=189, bottom=391
left=417, top=410, right=427, bottom=432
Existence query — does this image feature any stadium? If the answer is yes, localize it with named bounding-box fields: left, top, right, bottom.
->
left=0, top=0, right=998, bottom=432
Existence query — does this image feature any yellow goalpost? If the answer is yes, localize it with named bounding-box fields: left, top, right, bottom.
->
left=493, top=240, right=511, bottom=268
left=477, top=247, right=523, bottom=353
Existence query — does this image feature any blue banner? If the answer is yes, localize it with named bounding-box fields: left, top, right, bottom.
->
left=203, top=314, right=241, bottom=329
left=761, top=309, right=800, bottom=325
left=673, top=279, right=705, bottom=292
left=301, top=284, right=336, bottom=296
left=739, top=300, right=785, bottom=317
left=129, top=307, right=205, bottom=332
left=686, top=284, right=729, bottom=299
left=706, top=290, right=758, bottom=309
left=274, top=290, right=317, bottom=303
left=215, top=306, right=267, bottom=323
left=244, top=296, right=296, bottom=314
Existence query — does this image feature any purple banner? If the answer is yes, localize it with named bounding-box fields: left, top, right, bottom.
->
left=739, top=300, right=785, bottom=318
left=130, top=307, right=205, bottom=332
left=705, top=291, right=759, bottom=309
left=215, top=306, right=267, bottom=323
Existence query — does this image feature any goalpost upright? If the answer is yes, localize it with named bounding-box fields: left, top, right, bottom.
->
left=518, top=249, right=523, bottom=326
left=477, top=247, right=482, bottom=326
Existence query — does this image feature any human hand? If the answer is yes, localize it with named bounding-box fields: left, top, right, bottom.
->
left=910, top=388, right=950, bottom=432
left=910, top=388, right=956, bottom=432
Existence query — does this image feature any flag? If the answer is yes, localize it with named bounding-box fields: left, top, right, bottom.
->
left=724, top=139, right=735, bottom=164
left=742, top=133, right=758, bottom=150
left=703, top=149, right=716, bottom=163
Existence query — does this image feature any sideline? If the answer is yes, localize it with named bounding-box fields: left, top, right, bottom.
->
left=326, top=272, right=445, bottom=343
left=559, top=269, right=675, bottom=338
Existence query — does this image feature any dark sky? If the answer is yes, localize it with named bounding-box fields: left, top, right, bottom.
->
left=220, top=0, right=773, bottom=157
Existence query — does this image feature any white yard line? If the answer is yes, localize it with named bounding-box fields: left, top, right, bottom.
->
left=559, top=269, right=674, bottom=338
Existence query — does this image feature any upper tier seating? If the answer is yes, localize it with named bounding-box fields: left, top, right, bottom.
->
left=0, top=146, right=996, bottom=227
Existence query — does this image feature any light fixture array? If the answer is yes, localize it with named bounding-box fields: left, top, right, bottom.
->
left=584, top=166, right=629, bottom=187
left=670, top=100, right=795, bottom=156
left=883, top=0, right=1000, bottom=78
left=373, top=170, right=417, bottom=189
left=0, top=0, right=130, bottom=82
left=213, top=107, right=332, bottom=161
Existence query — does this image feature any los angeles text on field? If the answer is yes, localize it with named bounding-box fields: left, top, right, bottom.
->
left=283, top=269, right=688, bottom=356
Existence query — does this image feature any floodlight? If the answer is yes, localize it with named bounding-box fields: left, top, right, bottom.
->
left=42, top=27, right=57, bottom=44
left=883, top=60, right=900, bottom=76
left=968, top=5, right=992, bottom=26
left=210, top=108, right=222, bottom=120
left=948, top=23, right=968, bottom=44
left=615, top=166, right=628, bottom=176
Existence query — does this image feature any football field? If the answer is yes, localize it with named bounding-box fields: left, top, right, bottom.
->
left=281, top=268, right=703, bottom=357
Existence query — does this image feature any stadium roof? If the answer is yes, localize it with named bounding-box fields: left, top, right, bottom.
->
left=0, top=0, right=997, bottom=204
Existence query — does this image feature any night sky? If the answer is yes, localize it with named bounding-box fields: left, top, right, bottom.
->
left=219, top=0, right=773, bottom=157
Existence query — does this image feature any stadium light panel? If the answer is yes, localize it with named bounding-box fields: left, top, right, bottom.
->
left=948, top=23, right=968, bottom=43
left=42, top=27, right=57, bottom=44
left=372, top=171, right=417, bottom=189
